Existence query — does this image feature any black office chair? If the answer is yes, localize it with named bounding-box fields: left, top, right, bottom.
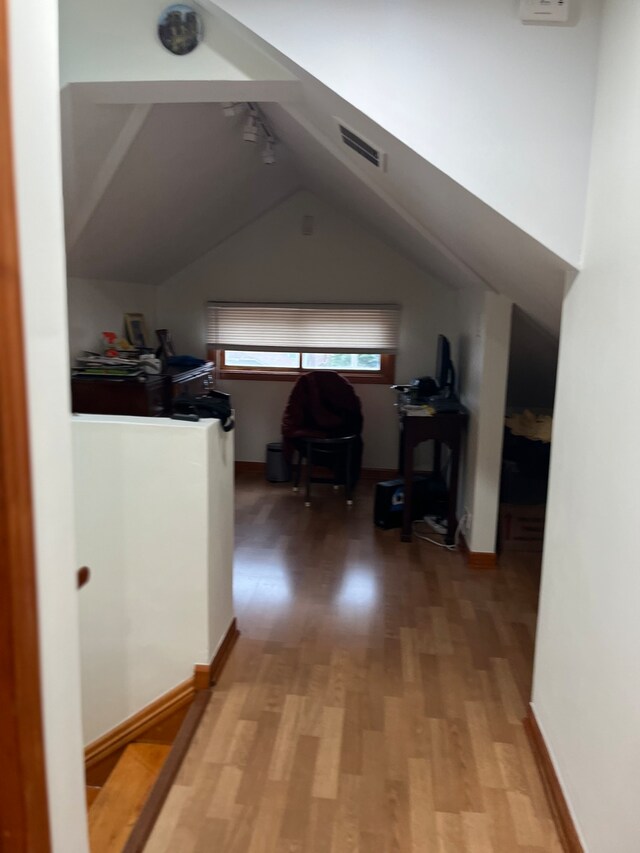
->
left=282, top=371, right=363, bottom=507
left=292, top=434, right=359, bottom=507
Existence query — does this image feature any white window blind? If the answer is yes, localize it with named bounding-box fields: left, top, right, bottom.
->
left=206, top=303, right=400, bottom=354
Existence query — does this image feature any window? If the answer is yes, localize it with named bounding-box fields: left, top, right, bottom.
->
left=223, top=351, right=300, bottom=369
left=302, top=353, right=381, bottom=371
left=214, top=350, right=394, bottom=383
left=206, top=303, right=399, bottom=383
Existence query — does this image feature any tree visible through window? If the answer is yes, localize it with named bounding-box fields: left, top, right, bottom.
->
left=223, top=351, right=300, bottom=369
left=301, top=353, right=381, bottom=371
left=223, top=351, right=382, bottom=371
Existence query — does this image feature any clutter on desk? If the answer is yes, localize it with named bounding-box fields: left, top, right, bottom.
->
left=72, top=320, right=208, bottom=382
left=72, top=324, right=161, bottom=380
left=391, top=389, right=468, bottom=417
left=402, top=403, right=437, bottom=417
left=139, top=354, right=162, bottom=374
left=73, top=354, right=143, bottom=378
left=390, top=333, right=467, bottom=415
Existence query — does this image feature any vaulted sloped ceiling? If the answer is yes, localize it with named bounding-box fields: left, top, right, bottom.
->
left=61, top=0, right=578, bottom=334
left=260, top=101, right=571, bottom=333
left=65, top=102, right=301, bottom=283
left=205, top=0, right=601, bottom=268
left=64, top=87, right=571, bottom=332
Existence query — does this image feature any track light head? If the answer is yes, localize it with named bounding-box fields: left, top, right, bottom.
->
left=243, top=113, right=259, bottom=143
left=262, top=139, right=276, bottom=165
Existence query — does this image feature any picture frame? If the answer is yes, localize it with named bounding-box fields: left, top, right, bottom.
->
left=156, top=328, right=176, bottom=358
left=124, top=313, right=151, bottom=349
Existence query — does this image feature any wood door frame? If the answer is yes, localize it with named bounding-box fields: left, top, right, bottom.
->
left=0, top=0, right=52, bottom=847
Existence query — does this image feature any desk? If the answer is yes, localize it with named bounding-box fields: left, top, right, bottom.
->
left=399, top=411, right=467, bottom=543
left=71, top=362, right=214, bottom=417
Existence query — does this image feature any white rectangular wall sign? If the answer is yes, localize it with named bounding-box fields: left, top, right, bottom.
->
left=520, top=0, right=570, bottom=23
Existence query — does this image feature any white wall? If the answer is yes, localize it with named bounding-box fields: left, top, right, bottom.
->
left=456, top=285, right=486, bottom=533
left=73, top=415, right=234, bottom=743
left=456, top=288, right=512, bottom=553
left=67, top=276, right=158, bottom=359
left=532, top=3, right=640, bottom=851
left=470, top=294, right=512, bottom=553
left=157, top=190, right=461, bottom=470
left=59, top=0, right=295, bottom=86
left=8, top=0, right=89, bottom=849
left=209, top=0, right=602, bottom=266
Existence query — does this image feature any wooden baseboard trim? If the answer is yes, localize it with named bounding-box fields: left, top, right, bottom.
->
left=458, top=532, right=496, bottom=567
left=122, top=690, right=211, bottom=853
left=467, top=551, right=498, bottom=569
left=85, top=678, right=195, bottom=773
left=458, top=532, right=498, bottom=569
left=360, top=467, right=398, bottom=480
left=523, top=707, right=583, bottom=853
left=86, top=621, right=239, bottom=779
left=235, top=462, right=425, bottom=482
left=235, top=460, right=265, bottom=474
left=193, top=617, right=240, bottom=690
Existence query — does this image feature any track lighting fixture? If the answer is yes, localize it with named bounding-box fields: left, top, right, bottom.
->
left=222, top=101, right=277, bottom=164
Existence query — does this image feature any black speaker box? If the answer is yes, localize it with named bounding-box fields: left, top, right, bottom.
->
left=373, top=475, right=447, bottom=530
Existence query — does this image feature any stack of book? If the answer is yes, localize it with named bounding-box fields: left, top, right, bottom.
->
left=73, top=354, right=143, bottom=379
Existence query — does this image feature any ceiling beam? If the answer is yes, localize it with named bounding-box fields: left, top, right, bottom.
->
left=66, top=102, right=151, bottom=251
left=65, top=79, right=301, bottom=105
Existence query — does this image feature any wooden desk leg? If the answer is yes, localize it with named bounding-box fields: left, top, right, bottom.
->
left=305, top=440, right=312, bottom=507
left=397, top=422, right=405, bottom=474
left=402, top=437, right=414, bottom=542
left=446, top=436, right=460, bottom=546
left=433, top=440, right=442, bottom=477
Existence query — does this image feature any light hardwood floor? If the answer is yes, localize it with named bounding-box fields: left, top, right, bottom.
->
left=90, top=742, right=170, bottom=852
left=145, top=474, right=561, bottom=852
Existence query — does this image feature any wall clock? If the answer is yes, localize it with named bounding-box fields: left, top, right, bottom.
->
left=158, top=4, right=203, bottom=55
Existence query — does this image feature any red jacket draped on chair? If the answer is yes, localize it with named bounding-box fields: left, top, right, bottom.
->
left=281, top=371, right=364, bottom=473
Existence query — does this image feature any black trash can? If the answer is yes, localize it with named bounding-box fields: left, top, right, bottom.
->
left=266, top=441, right=291, bottom=482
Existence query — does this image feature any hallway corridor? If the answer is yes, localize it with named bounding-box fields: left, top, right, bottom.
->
left=145, top=474, right=561, bottom=852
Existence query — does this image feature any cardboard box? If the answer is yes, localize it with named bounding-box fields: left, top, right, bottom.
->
left=499, top=504, right=546, bottom=552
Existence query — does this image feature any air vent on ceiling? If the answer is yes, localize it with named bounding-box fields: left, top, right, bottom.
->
left=336, top=120, right=386, bottom=171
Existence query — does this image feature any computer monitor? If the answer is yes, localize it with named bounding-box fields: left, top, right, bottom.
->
left=435, top=334, right=455, bottom=393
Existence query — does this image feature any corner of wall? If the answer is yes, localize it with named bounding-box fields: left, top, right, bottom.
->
left=457, top=290, right=512, bottom=554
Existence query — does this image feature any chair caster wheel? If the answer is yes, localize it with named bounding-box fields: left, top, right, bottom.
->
left=305, top=501, right=311, bottom=507
left=346, top=500, right=353, bottom=506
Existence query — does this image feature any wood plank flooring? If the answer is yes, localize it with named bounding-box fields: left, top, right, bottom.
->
left=145, top=475, right=560, bottom=852
left=90, top=742, right=171, bottom=852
